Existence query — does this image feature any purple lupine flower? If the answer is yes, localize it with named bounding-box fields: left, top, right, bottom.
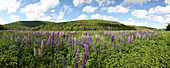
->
left=29, top=37, right=31, bottom=45
left=84, top=44, right=89, bottom=53
left=120, top=46, right=121, bottom=50
left=115, top=41, right=117, bottom=49
left=157, top=36, right=159, bottom=42
left=26, top=39, right=28, bottom=46
left=74, top=37, right=77, bottom=51
left=93, top=43, right=96, bottom=52
left=56, top=42, right=60, bottom=53
left=38, top=40, right=41, bottom=48
left=112, top=42, right=115, bottom=48
left=74, top=48, right=80, bottom=68
left=21, top=39, right=24, bottom=46
left=108, top=49, right=110, bottom=56
left=111, top=35, right=115, bottom=42
left=80, top=52, right=87, bottom=68
left=72, top=38, right=74, bottom=50
left=104, top=42, right=106, bottom=45
left=62, top=55, right=65, bottom=68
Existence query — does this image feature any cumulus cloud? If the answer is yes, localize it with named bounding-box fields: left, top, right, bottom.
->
left=131, top=10, right=148, bottom=19
left=0, top=18, right=7, bottom=25
left=147, top=15, right=166, bottom=25
left=83, top=6, right=98, bottom=13
left=73, top=0, right=93, bottom=7
left=10, top=14, right=19, bottom=21
left=121, top=18, right=165, bottom=29
left=95, top=0, right=115, bottom=6
left=0, top=0, right=21, bottom=13
left=57, top=12, right=65, bottom=20
left=135, top=22, right=148, bottom=26
left=20, top=0, right=59, bottom=20
left=122, top=0, right=150, bottom=6
left=57, top=5, right=72, bottom=20
left=149, top=6, right=170, bottom=14
left=50, top=9, right=55, bottom=12
left=165, top=14, right=170, bottom=18
left=91, top=14, right=118, bottom=21
left=121, top=18, right=136, bottom=25
left=56, top=19, right=66, bottom=23
left=62, top=5, right=72, bottom=14
left=73, top=14, right=88, bottom=20
left=107, top=5, right=129, bottom=14
left=37, top=16, right=52, bottom=21
left=164, top=0, right=170, bottom=5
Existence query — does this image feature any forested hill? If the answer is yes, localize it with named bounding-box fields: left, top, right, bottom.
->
left=4, top=19, right=156, bottom=31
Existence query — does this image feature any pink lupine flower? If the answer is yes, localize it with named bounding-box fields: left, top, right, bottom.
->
left=38, top=48, right=41, bottom=56
left=34, top=48, right=36, bottom=56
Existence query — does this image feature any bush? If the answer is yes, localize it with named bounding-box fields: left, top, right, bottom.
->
left=0, top=24, right=5, bottom=30
left=166, top=23, right=170, bottom=31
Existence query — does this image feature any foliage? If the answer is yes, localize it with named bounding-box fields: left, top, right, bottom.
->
left=166, top=23, right=170, bottom=31
left=0, top=30, right=169, bottom=67
left=0, top=24, right=5, bottom=30
left=4, top=20, right=156, bottom=31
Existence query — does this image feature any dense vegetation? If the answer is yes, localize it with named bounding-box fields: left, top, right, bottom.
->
left=0, top=30, right=169, bottom=67
left=166, top=23, right=170, bottom=31
left=5, top=20, right=156, bottom=31
left=0, top=24, right=5, bottom=30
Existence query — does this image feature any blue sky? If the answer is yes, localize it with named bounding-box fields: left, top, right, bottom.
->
left=0, top=0, right=170, bottom=29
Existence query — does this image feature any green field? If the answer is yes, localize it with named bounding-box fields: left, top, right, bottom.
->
left=0, top=30, right=169, bottom=68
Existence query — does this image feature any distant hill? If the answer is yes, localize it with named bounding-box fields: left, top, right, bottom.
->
left=4, top=19, right=157, bottom=31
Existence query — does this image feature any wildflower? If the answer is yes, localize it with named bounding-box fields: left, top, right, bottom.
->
left=34, top=48, right=36, bottom=56
left=62, top=55, right=65, bottom=68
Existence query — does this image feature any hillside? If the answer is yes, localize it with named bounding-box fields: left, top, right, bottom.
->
left=4, top=19, right=156, bottom=31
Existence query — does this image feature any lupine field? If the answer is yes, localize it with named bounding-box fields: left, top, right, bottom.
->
left=0, top=30, right=169, bottom=68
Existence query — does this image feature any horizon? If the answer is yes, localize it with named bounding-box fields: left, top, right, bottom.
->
left=0, top=0, right=170, bottom=29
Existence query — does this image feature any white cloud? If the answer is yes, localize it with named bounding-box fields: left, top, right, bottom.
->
left=95, top=0, right=115, bottom=6
left=0, top=0, right=21, bottom=13
left=73, top=0, right=93, bottom=7
left=131, top=10, right=148, bottom=19
left=37, top=16, right=52, bottom=21
left=56, top=19, right=66, bottom=23
left=20, top=0, right=59, bottom=20
left=164, top=0, right=170, bottom=5
left=56, top=5, right=72, bottom=20
left=0, top=18, right=7, bottom=25
left=83, top=6, right=98, bottom=13
left=62, top=5, right=72, bottom=14
left=135, top=22, right=148, bottom=26
left=121, top=18, right=135, bottom=25
left=149, top=6, right=170, bottom=14
left=10, top=14, right=19, bottom=21
left=50, top=14, right=57, bottom=19
left=91, top=14, right=118, bottom=21
left=122, top=0, right=150, bottom=6
left=120, top=18, right=165, bottom=29
left=50, top=9, right=55, bottom=12
left=147, top=15, right=166, bottom=25
left=57, top=12, right=65, bottom=20
left=165, top=14, right=170, bottom=18
left=107, top=5, right=129, bottom=14
left=101, top=7, right=108, bottom=11
left=73, top=14, right=88, bottom=20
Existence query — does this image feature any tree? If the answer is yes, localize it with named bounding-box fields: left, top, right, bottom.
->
left=166, top=23, right=170, bottom=31
left=0, top=24, right=5, bottom=30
